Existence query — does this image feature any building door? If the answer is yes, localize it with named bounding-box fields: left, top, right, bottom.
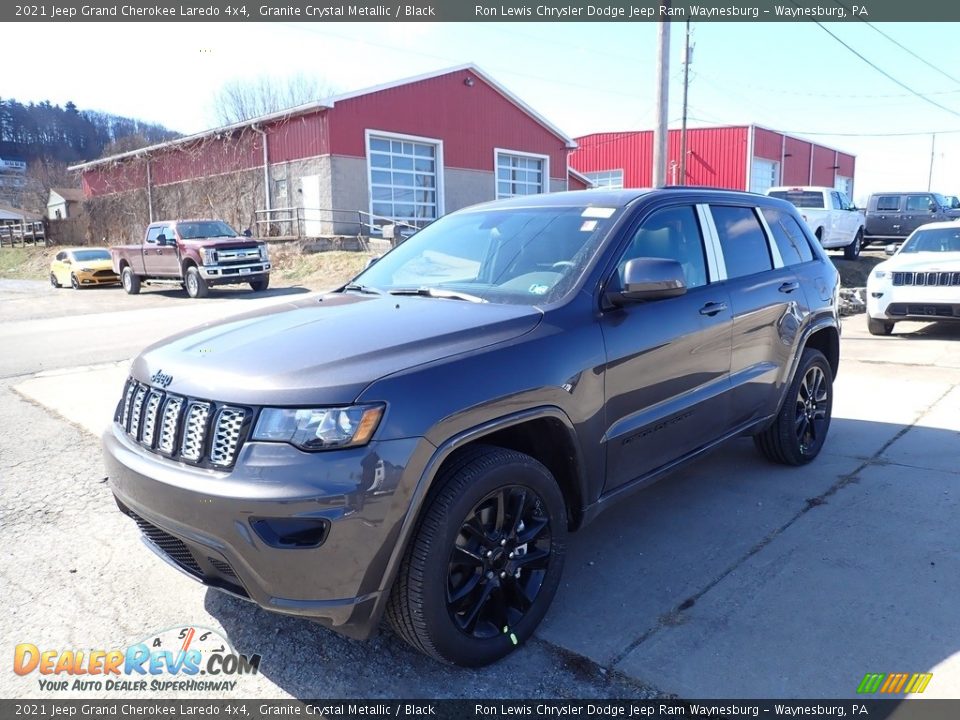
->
left=301, top=175, right=323, bottom=237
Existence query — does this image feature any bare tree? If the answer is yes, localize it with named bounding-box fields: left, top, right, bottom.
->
left=21, top=158, right=76, bottom=215
left=209, top=74, right=335, bottom=126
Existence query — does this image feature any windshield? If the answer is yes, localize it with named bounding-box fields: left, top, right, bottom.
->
left=70, top=249, right=110, bottom=262
left=350, top=204, right=623, bottom=305
left=176, top=220, right=238, bottom=239
left=768, top=191, right=825, bottom=209
left=900, top=227, right=960, bottom=254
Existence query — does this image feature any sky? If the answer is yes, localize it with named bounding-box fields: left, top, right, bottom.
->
left=6, top=20, right=960, bottom=204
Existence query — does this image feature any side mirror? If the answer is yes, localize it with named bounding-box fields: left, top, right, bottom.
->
left=243, top=229, right=252, bottom=237
left=365, top=256, right=380, bottom=269
left=884, top=244, right=897, bottom=256
left=609, top=258, right=687, bottom=305
left=156, top=234, right=167, bottom=244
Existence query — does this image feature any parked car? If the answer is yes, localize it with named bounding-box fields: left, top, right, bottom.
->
left=865, top=221, right=960, bottom=335
left=49, top=247, right=119, bottom=289
left=863, top=192, right=953, bottom=246
left=766, top=186, right=865, bottom=259
left=110, top=219, right=271, bottom=299
left=103, top=188, right=840, bottom=667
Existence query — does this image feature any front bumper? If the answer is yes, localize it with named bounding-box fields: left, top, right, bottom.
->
left=201, top=262, right=271, bottom=284
left=103, top=422, right=430, bottom=638
left=867, top=284, right=960, bottom=322
left=76, top=270, right=120, bottom=285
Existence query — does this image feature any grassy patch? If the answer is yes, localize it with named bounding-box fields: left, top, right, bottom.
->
left=269, top=248, right=377, bottom=290
left=0, top=247, right=56, bottom=280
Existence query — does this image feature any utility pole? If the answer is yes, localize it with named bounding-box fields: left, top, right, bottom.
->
left=927, top=133, right=936, bottom=191
left=679, top=20, right=692, bottom=186
left=652, top=7, right=671, bottom=188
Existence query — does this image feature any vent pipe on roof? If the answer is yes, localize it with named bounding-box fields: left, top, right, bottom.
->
left=252, top=124, right=271, bottom=214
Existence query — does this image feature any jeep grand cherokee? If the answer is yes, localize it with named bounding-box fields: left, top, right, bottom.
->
left=103, top=188, right=841, bottom=667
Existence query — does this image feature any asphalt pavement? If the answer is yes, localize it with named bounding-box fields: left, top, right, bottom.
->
left=1, top=278, right=958, bottom=699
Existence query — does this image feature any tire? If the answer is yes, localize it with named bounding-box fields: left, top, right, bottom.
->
left=50, top=272, right=60, bottom=288
left=387, top=445, right=567, bottom=667
left=184, top=266, right=208, bottom=298
left=843, top=229, right=863, bottom=260
left=867, top=317, right=894, bottom=336
left=70, top=273, right=80, bottom=290
left=121, top=267, right=141, bottom=295
left=249, top=275, right=270, bottom=293
left=753, top=348, right=833, bottom=466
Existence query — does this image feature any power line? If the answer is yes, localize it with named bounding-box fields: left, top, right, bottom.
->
left=811, top=21, right=960, bottom=121
left=862, top=22, right=960, bottom=87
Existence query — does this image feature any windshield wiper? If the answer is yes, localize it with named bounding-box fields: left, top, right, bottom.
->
left=341, top=283, right=382, bottom=295
left=389, top=287, right=486, bottom=303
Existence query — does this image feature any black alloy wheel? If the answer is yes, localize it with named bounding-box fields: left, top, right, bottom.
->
left=795, top=364, right=829, bottom=455
left=753, top=347, right=833, bottom=465
left=446, top=485, right=552, bottom=640
left=387, top=445, right=566, bottom=666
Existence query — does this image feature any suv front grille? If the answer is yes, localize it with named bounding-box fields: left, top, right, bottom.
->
left=115, top=378, right=250, bottom=469
left=892, top=271, right=960, bottom=287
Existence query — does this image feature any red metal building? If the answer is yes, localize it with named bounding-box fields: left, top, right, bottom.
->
left=72, top=64, right=582, bottom=237
left=570, top=125, right=855, bottom=198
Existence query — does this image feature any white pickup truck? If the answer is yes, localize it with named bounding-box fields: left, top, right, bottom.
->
left=767, top=186, right=865, bottom=260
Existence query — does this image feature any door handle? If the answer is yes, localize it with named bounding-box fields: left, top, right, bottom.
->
left=699, top=301, right=728, bottom=316
left=779, top=282, right=800, bottom=294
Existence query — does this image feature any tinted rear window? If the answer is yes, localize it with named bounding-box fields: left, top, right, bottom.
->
left=711, top=205, right=773, bottom=279
left=768, top=191, right=824, bottom=209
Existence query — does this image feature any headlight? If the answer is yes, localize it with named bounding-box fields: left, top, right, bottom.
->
left=873, top=270, right=887, bottom=279
left=259, top=244, right=269, bottom=262
left=252, top=404, right=384, bottom=451
left=200, top=248, right=217, bottom=265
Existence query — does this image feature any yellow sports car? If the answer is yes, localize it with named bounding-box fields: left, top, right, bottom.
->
left=50, top=247, right=119, bottom=289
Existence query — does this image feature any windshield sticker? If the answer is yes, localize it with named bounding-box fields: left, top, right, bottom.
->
left=528, top=284, right=549, bottom=295
left=581, top=207, right=616, bottom=219
left=580, top=220, right=598, bottom=232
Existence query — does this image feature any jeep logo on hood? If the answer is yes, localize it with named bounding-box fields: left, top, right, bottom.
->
left=150, top=370, right=173, bottom=388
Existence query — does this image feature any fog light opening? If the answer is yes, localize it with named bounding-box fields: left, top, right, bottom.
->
left=250, top=517, right=330, bottom=548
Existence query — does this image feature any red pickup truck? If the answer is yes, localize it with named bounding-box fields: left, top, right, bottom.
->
left=111, top=219, right=271, bottom=298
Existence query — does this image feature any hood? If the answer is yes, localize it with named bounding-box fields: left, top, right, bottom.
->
left=179, top=237, right=260, bottom=250
left=75, top=258, right=114, bottom=271
left=880, top=252, right=960, bottom=272
left=131, top=293, right=542, bottom=406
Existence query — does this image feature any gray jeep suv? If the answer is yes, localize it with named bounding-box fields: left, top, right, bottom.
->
left=103, top=188, right=841, bottom=667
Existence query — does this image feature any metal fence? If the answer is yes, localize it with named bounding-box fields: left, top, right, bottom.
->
left=254, top=207, right=420, bottom=241
left=0, top=221, right=46, bottom=247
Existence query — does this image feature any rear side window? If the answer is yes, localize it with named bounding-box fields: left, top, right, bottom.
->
left=145, top=226, right=163, bottom=244
left=875, top=196, right=900, bottom=212
left=711, top=206, right=773, bottom=279
left=761, top=207, right=814, bottom=266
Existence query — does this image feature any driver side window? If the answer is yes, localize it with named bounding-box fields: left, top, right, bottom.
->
left=617, top=205, right=708, bottom=289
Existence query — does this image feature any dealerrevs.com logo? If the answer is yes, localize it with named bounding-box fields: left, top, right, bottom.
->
left=13, top=626, right=261, bottom=693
